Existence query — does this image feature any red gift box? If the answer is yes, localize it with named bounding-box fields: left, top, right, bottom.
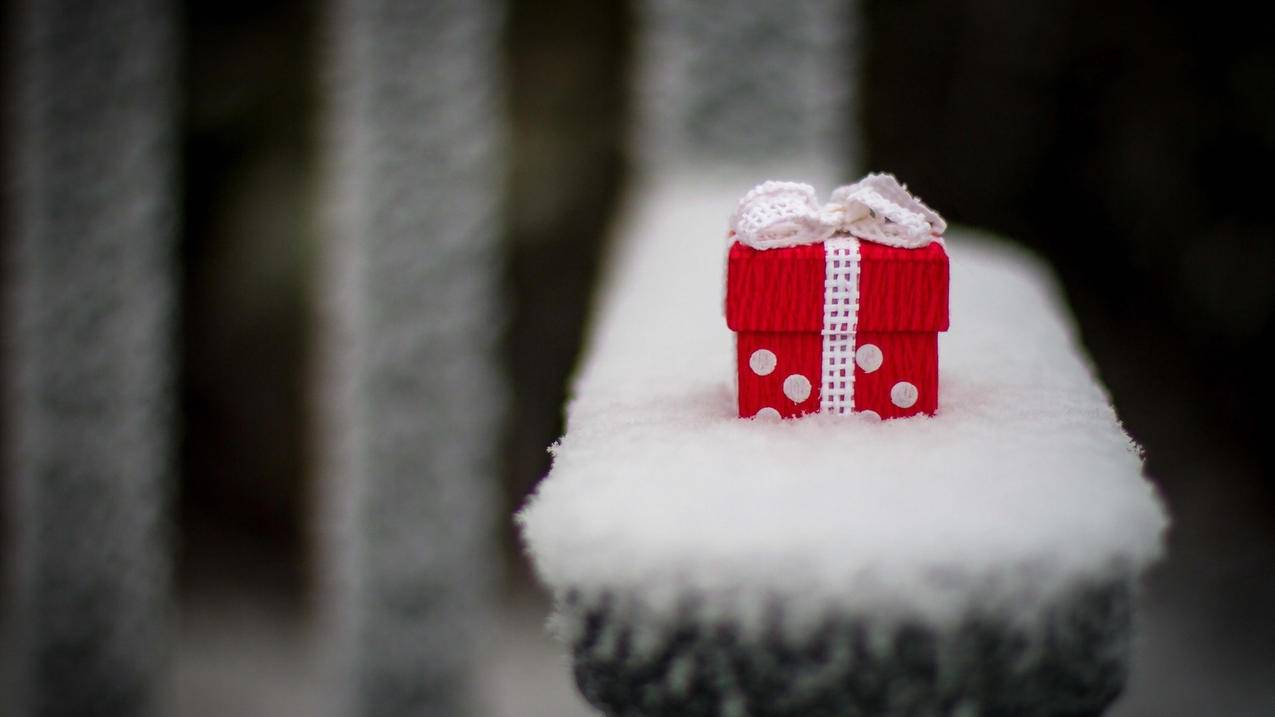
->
left=724, top=177, right=950, bottom=420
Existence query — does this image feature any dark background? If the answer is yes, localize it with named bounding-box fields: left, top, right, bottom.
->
left=136, top=0, right=1275, bottom=710
left=860, top=4, right=1275, bottom=688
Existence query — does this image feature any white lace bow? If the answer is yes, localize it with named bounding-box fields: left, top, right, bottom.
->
left=729, top=174, right=947, bottom=250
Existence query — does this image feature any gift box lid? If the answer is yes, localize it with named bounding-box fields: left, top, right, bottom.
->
left=726, top=239, right=949, bottom=333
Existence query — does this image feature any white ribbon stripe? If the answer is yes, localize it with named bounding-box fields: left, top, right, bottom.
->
left=820, top=237, right=859, bottom=415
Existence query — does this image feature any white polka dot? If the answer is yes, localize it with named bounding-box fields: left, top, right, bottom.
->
left=890, top=381, right=919, bottom=409
left=749, top=349, right=777, bottom=376
left=753, top=407, right=781, bottom=420
left=859, top=409, right=882, bottom=421
left=855, top=344, right=883, bottom=373
left=783, top=374, right=812, bottom=403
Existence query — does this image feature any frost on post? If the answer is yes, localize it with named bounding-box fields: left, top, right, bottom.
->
left=320, top=1, right=506, bottom=716
left=3, top=1, right=177, bottom=715
left=634, top=0, right=857, bottom=173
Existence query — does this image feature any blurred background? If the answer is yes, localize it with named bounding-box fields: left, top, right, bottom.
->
left=2, top=0, right=1272, bottom=715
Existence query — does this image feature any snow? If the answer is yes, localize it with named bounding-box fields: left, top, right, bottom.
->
left=517, top=172, right=1169, bottom=634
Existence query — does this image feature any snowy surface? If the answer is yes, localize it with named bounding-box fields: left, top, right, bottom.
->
left=518, top=173, right=1169, bottom=632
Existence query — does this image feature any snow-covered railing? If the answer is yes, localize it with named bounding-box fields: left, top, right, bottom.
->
left=519, top=173, right=1168, bottom=715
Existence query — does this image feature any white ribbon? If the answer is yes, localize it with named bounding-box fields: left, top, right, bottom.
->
left=729, top=173, right=947, bottom=250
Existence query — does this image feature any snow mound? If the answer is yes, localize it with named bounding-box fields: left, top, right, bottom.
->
left=518, top=174, right=1168, bottom=633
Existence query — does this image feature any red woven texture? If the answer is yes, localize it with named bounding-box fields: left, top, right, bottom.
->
left=852, top=331, right=939, bottom=418
left=728, top=239, right=948, bottom=419
left=737, top=331, right=938, bottom=419
left=736, top=332, right=822, bottom=419
left=725, top=241, right=949, bottom=332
